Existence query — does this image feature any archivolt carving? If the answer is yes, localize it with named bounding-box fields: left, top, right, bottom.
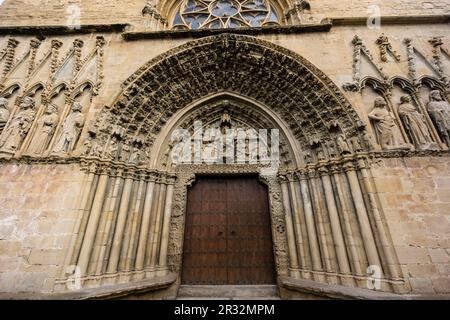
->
left=89, top=33, right=367, bottom=164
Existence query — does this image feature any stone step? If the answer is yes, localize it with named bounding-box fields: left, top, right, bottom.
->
left=177, top=285, right=280, bottom=300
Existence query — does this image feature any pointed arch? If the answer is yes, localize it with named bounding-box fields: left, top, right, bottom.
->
left=92, top=33, right=367, bottom=165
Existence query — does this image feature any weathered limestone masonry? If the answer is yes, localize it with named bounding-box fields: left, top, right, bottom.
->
left=0, top=0, right=449, bottom=299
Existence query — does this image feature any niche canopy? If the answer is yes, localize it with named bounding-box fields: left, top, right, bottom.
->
left=172, top=0, right=280, bottom=30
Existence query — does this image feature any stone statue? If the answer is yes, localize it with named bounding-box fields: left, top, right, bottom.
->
left=350, top=137, right=363, bottom=153
left=398, top=95, right=433, bottom=149
left=52, top=102, right=85, bottom=155
left=362, top=131, right=376, bottom=151
left=120, top=142, right=131, bottom=162
left=336, top=134, right=351, bottom=154
left=0, top=97, right=36, bottom=153
left=82, top=134, right=102, bottom=157
left=427, top=90, right=450, bottom=146
left=105, top=135, right=120, bottom=160
left=27, top=104, right=59, bottom=155
left=368, top=97, right=405, bottom=150
left=0, top=98, right=10, bottom=133
left=129, top=145, right=142, bottom=164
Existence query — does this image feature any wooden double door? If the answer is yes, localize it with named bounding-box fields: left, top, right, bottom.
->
left=181, top=176, right=276, bottom=285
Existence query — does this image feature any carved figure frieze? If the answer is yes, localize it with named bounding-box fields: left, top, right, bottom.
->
left=0, top=97, right=36, bottom=154
left=427, top=90, right=450, bottom=146
left=0, top=98, right=10, bottom=133
left=336, top=134, right=352, bottom=155
left=26, top=104, right=59, bottom=155
left=397, top=95, right=435, bottom=150
left=368, top=97, right=408, bottom=150
left=51, top=101, right=85, bottom=155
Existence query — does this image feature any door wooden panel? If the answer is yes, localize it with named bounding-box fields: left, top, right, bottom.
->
left=181, top=176, right=276, bottom=285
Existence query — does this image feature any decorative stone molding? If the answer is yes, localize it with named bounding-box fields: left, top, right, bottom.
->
left=376, top=34, right=401, bottom=63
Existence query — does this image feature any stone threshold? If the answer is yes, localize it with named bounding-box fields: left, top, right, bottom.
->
left=177, top=285, right=280, bottom=300
left=0, top=273, right=177, bottom=300
left=280, top=276, right=450, bottom=300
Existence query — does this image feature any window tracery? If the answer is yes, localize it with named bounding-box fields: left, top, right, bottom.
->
left=172, top=0, right=280, bottom=30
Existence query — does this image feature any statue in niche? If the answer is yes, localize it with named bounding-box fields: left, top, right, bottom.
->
left=0, top=97, right=36, bottom=153
left=119, top=141, right=131, bottom=162
left=327, top=141, right=338, bottom=158
left=303, top=150, right=312, bottom=164
left=427, top=90, right=450, bottom=146
left=368, top=97, right=406, bottom=150
left=362, top=131, right=376, bottom=151
left=105, top=134, right=120, bottom=160
left=336, top=134, right=351, bottom=155
left=129, top=140, right=144, bottom=165
left=81, top=132, right=102, bottom=157
left=316, top=146, right=326, bottom=161
left=27, top=104, right=59, bottom=155
left=0, top=98, right=10, bottom=133
left=398, top=95, right=434, bottom=150
left=350, top=136, right=363, bottom=153
left=52, top=102, right=85, bottom=155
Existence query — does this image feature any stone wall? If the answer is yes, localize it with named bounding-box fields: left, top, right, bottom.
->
left=372, top=156, right=450, bottom=294
left=0, top=163, right=83, bottom=293
left=0, top=0, right=448, bottom=27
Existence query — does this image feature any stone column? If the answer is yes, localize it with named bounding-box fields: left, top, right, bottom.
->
left=77, top=171, right=110, bottom=277
left=62, top=168, right=96, bottom=276
left=88, top=176, right=118, bottom=276
left=150, top=182, right=167, bottom=269
left=344, top=162, right=382, bottom=269
left=358, top=159, right=404, bottom=292
left=298, top=171, right=324, bottom=282
left=94, top=175, right=123, bottom=275
left=288, top=175, right=310, bottom=279
left=158, top=179, right=175, bottom=273
left=279, top=176, right=300, bottom=278
left=308, top=170, right=337, bottom=283
left=123, top=179, right=147, bottom=272
left=134, top=177, right=156, bottom=272
left=106, top=173, right=134, bottom=274
left=333, top=170, right=365, bottom=286
left=320, top=168, right=353, bottom=286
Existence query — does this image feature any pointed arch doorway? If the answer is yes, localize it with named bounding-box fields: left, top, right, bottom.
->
left=181, top=175, right=276, bottom=285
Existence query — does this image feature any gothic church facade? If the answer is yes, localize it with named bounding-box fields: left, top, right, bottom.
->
left=0, top=0, right=449, bottom=299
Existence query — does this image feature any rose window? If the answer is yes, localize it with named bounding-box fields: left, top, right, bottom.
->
left=172, top=0, right=280, bottom=30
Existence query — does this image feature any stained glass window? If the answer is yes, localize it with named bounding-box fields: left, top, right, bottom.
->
left=172, top=0, right=280, bottom=30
